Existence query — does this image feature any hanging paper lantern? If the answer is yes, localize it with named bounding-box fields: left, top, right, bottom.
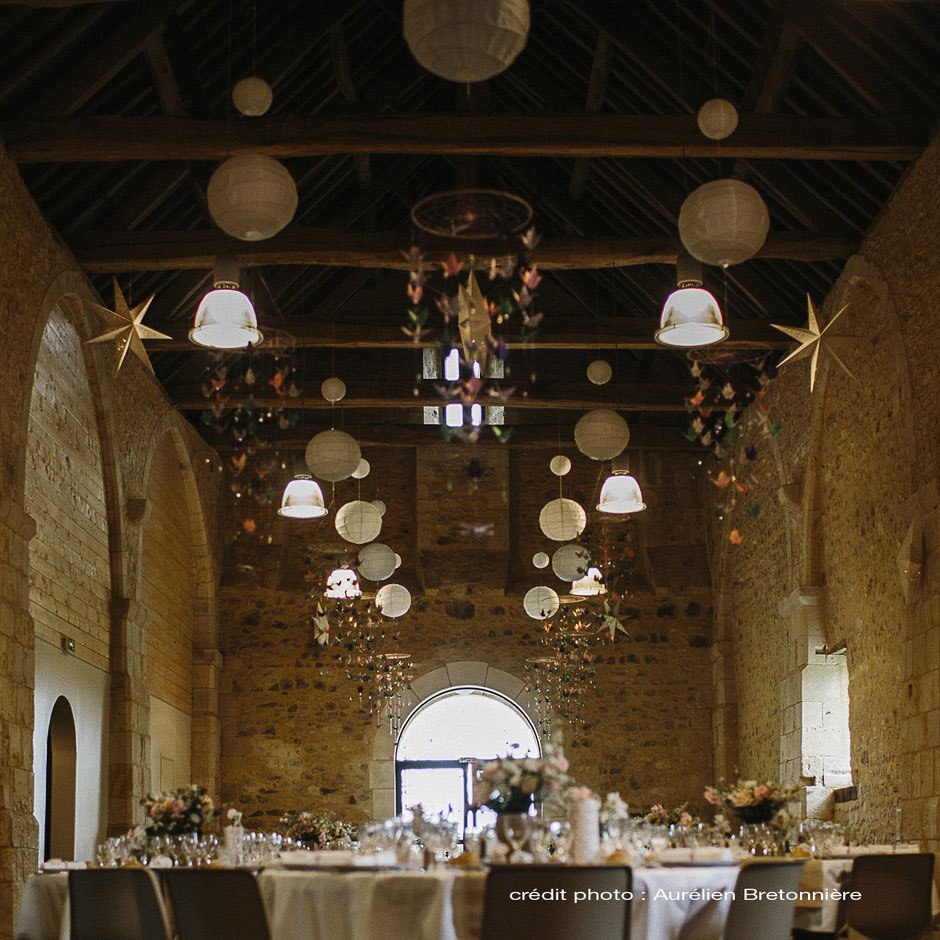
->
left=539, top=498, right=586, bottom=542
left=232, top=76, right=273, bottom=116
left=325, top=567, right=361, bottom=599
left=357, top=542, right=398, bottom=581
left=393, top=553, right=402, bottom=569
left=574, top=409, right=629, bottom=461
left=207, top=153, right=298, bottom=241
left=403, top=0, right=530, bottom=83
left=523, top=585, right=560, bottom=621
left=376, top=583, right=412, bottom=618
left=549, top=455, right=571, bottom=476
left=678, top=179, right=770, bottom=268
left=335, top=500, right=382, bottom=544
left=586, top=360, right=612, bottom=385
left=697, top=98, right=739, bottom=140
left=321, top=377, right=347, bottom=403
left=351, top=458, right=370, bottom=480
left=532, top=551, right=549, bottom=569
left=305, top=430, right=361, bottom=482
left=552, top=543, right=591, bottom=582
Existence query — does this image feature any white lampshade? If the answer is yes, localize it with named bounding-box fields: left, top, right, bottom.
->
left=357, top=542, right=397, bottom=581
left=403, top=0, right=530, bottom=83
left=277, top=475, right=327, bottom=519
left=597, top=472, right=646, bottom=514
left=678, top=179, right=770, bottom=268
left=232, top=76, right=273, bottom=116
left=375, top=583, right=412, bottom=618
left=207, top=153, right=298, bottom=241
left=305, top=430, right=361, bottom=482
left=552, top=543, right=590, bottom=582
left=335, top=500, right=382, bottom=544
left=697, top=98, right=739, bottom=140
left=570, top=566, right=606, bottom=596
left=190, top=288, right=261, bottom=349
left=539, top=498, right=587, bottom=541
left=587, top=359, right=612, bottom=385
left=574, top=409, right=630, bottom=461
left=325, top=566, right=361, bottom=599
left=523, top=585, right=560, bottom=620
left=656, top=287, right=727, bottom=347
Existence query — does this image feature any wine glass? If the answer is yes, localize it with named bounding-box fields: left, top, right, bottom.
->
left=501, top=815, right=531, bottom=863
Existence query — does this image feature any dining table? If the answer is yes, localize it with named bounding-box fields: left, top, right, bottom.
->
left=15, top=855, right=868, bottom=940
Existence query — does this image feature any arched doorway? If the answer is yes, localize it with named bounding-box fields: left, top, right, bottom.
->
left=395, top=687, right=540, bottom=835
left=44, top=697, right=77, bottom=861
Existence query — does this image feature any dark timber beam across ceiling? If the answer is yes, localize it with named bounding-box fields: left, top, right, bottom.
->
left=2, top=114, right=931, bottom=162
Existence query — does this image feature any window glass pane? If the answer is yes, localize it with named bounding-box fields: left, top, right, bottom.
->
left=399, top=767, right=466, bottom=833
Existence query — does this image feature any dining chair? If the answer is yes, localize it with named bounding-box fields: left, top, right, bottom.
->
left=723, top=860, right=806, bottom=940
left=160, top=868, right=272, bottom=940
left=68, top=868, right=171, bottom=940
left=836, top=852, right=935, bottom=940
left=481, top=865, right=632, bottom=940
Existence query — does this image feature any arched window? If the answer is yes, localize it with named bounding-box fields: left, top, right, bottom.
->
left=395, top=687, right=540, bottom=835
left=44, top=696, right=77, bottom=861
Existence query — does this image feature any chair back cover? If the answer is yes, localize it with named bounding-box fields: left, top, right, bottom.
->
left=481, top=865, right=631, bottom=940
left=68, top=868, right=170, bottom=940
left=844, top=852, right=935, bottom=939
left=723, top=861, right=806, bottom=940
left=162, top=868, right=272, bottom=940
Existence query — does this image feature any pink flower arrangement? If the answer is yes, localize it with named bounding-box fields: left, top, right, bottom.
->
left=141, top=785, right=217, bottom=836
left=644, top=802, right=698, bottom=827
left=704, top=780, right=798, bottom=824
left=471, top=742, right=571, bottom=814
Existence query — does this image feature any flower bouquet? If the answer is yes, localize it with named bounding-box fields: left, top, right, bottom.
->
left=704, top=780, right=798, bottom=825
left=278, top=811, right=356, bottom=848
left=141, top=785, right=217, bottom=837
left=645, top=802, right=698, bottom=827
left=471, top=742, right=570, bottom=814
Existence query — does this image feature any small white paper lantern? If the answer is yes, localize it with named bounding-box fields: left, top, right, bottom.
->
left=357, top=542, right=397, bottom=581
left=207, top=153, right=298, bottom=241
left=549, top=455, right=571, bottom=476
left=371, top=499, right=386, bottom=516
left=305, top=430, right=361, bottom=482
left=679, top=179, right=770, bottom=268
left=321, top=377, right=347, bottom=403
left=335, top=500, right=382, bottom=544
left=375, top=583, right=411, bottom=618
left=552, top=543, right=591, bottom=582
left=403, top=0, right=530, bottom=83
left=587, top=360, right=612, bottom=385
left=697, top=98, right=739, bottom=140
left=351, top=458, right=370, bottom=480
left=574, top=409, right=630, bottom=461
left=539, top=498, right=587, bottom=542
left=232, top=76, right=273, bottom=116
left=523, top=585, right=560, bottom=620
left=325, top=566, right=361, bottom=599
left=394, top=553, right=402, bottom=569
left=532, top=551, right=549, bottom=569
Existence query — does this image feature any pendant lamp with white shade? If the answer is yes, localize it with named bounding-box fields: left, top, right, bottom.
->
left=190, top=254, right=262, bottom=350
left=655, top=252, right=728, bottom=348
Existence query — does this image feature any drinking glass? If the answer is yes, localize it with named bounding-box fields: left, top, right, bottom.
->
left=501, top=815, right=531, bottom=863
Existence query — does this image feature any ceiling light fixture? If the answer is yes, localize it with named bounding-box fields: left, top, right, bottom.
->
left=655, top=252, right=728, bottom=348
left=278, top=473, right=328, bottom=519
left=190, top=254, right=262, bottom=349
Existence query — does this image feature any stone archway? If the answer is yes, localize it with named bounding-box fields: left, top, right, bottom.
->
left=366, top=660, right=537, bottom=820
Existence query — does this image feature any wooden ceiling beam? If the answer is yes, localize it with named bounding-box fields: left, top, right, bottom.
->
left=146, top=315, right=791, bottom=350
left=75, top=228, right=859, bottom=273
left=3, top=113, right=930, bottom=162
left=570, top=29, right=611, bottom=200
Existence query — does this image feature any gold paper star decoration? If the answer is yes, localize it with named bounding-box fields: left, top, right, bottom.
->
left=457, top=272, right=493, bottom=377
left=86, top=278, right=169, bottom=375
left=771, top=294, right=857, bottom=392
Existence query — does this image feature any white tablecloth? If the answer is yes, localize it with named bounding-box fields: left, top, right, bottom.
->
left=14, top=873, right=67, bottom=940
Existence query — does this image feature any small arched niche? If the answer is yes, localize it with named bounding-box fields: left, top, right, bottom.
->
left=395, top=686, right=540, bottom=835
left=44, top=696, right=77, bottom=861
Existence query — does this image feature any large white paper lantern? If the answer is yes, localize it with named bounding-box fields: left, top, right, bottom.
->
left=552, top=543, right=591, bottom=582
left=207, top=153, right=298, bottom=241
left=335, top=500, right=382, bottom=544
left=232, top=76, right=273, bottom=116
left=357, top=542, right=398, bottom=582
left=679, top=179, right=769, bottom=268
left=587, top=360, right=612, bottom=385
left=574, top=409, right=630, bottom=461
left=403, top=0, right=530, bottom=83
left=539, top=498, right=586, bottom=542
left=376, top=583, right=412, bottom=618
left=523, top=585, right=559, bottom=620
left=321, top=377, right=347, bottom=402
left=697, top=98, right=738, bottom=140
left=305, top=430, right=361, bottom=482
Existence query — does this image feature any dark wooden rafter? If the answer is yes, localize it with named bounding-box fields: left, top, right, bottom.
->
left=569, top=29, right=611, bottom=200
left=3, top=113, right=930, bottom=162
left=143, top=34, right=185, bottom=116
left=329, top=21, right=371, bottom=189
left=75, top=227, right=859, bottom=273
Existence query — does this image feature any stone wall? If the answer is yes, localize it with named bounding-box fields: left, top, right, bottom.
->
left=710, top=131, right=940, bottom=849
